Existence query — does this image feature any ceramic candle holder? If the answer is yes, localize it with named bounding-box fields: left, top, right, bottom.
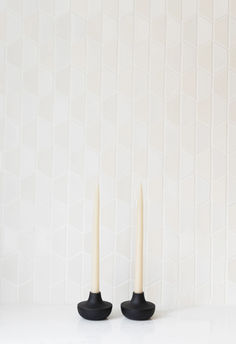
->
left=121, top=292, right=155, bottom=321
left=77, top=292, right=112, bottom=321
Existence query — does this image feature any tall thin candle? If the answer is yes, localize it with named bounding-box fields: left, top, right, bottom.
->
left=120, top=184, right=155, bottom=320
left=134, top=184, right=143, bottom=294
left=91, top=184, right=100, bottom=293
left=78, top=184, right=112, bottom=320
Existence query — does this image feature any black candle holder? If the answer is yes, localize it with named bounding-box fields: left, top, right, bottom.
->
left=77, top=292, right=112, bottom=321
left=121, top=292, right=155, bottom=320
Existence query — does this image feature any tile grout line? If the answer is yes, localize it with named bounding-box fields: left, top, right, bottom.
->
left=145, top=0, right=151, bottom=296
left=32, top=0, right=40, bottom=305
left=177, top=0, right=183, bottom=307
left=49, top=3, right=54, bottom=305
left=225, top=0, right=230, bottom=305
left=81, top=2, right=89, bottom=301
left=17, top=0, right=24, bottom=305
left=128, top=0, right=136, bottom=297
left=99, top=0, right=103, bottom=295
left=210, top=0, right=215, bottom=304
left=194, top=0, right=199, bottom=305
left=112, top=0, right=119, bottom=304
left=161, top=0, right=168, bottom=307
left=65, top=0, right=73, bottom=304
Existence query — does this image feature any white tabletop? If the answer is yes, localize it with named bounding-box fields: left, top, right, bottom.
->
left=0, top=305, right=236, bottom=344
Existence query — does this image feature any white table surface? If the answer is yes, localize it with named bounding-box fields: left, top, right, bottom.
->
left=0, top=305, right=236, bottom=344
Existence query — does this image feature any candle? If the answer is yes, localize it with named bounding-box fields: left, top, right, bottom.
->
left=78, top=184, right=112, bottom=321
left=134, top=184, right=143, bottom=294
left=91, top=184, right=100, bottom=293
left=121, top=183, right=155, bottom=320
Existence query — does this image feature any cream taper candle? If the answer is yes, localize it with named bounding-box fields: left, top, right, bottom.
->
left=91, top=184, right=100, bottom=293
left=134, top=184, right=143, bottom=293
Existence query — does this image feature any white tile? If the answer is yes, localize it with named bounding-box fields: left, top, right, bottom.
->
left=0, top=0, right=235, bottom=307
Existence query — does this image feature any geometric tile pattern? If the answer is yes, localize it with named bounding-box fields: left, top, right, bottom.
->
left=0, top=0, right=235, bottom=306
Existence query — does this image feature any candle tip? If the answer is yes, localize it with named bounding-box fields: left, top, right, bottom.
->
left=140, top=183, right=143, bottom=196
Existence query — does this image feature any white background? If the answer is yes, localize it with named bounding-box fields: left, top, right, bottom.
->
left=0, top=0, right=236, bottom=309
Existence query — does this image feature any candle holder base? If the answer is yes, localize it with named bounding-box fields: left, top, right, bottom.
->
left=121, top=292, right=155, bottom=320
left=77, top=292, right=112, bottom=321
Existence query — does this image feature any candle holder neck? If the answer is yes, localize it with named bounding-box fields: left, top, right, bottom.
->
left=131, top=292, right=146, bottom=304
left=88, top=291, right=102, bottom=304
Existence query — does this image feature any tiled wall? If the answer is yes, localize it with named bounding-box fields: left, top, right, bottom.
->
left=0, top=0, right=236, bottom=306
